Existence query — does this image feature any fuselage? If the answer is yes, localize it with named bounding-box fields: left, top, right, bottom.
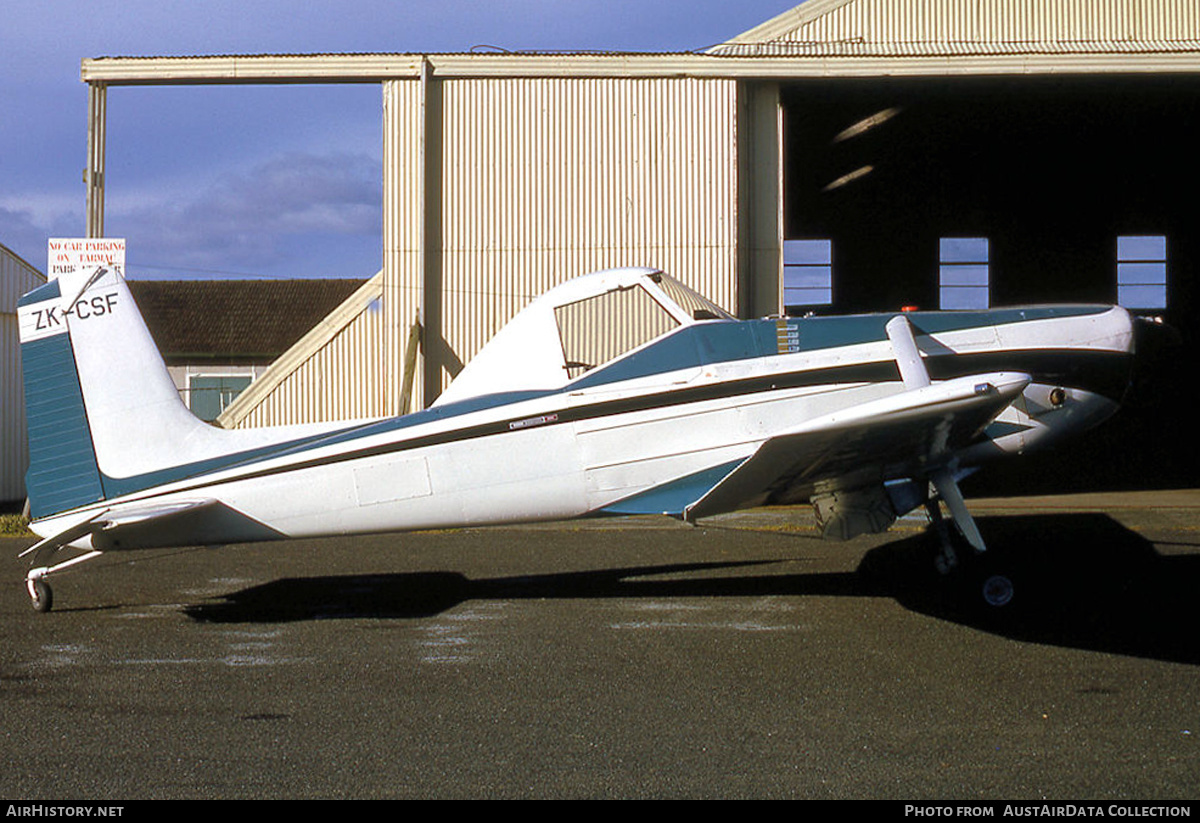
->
left=34, top=303, right=1134, bottom=551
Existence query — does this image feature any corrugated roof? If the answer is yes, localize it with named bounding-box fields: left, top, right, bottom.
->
left=128, top=278, right=366, bottom=361
left=713, top=0, right=1200, bottom=55
left=88, top=50, right=697, bottom=60
left=710, top=38, right=1200, bottom=56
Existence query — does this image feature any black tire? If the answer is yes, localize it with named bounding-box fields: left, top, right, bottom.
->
left=29, top=578, right=53, bottom=613
left=980, top=572, right=1015, bottom=608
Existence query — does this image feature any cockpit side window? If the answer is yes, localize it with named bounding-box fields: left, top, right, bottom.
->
left=555, top=285, right=680, bottom=379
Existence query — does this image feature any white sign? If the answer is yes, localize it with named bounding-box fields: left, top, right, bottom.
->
left=47, top=237, right=126, bottom=280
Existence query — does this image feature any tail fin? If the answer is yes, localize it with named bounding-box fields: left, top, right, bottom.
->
left=18, top=267, right=217, bottom=519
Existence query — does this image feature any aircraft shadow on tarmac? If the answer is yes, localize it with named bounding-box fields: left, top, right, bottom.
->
left=183, top=513, right=1200, bottom=665
left=857, top=513, right=1200, bottom=664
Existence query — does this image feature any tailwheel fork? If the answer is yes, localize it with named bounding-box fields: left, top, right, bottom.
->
left=23, top=550, right=103, bottom=613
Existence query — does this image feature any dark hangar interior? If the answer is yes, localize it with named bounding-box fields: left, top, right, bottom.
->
left=780, top=74, right=1199, bottom=491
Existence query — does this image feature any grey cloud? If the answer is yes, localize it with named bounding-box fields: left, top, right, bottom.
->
left=108, top=152, right=382, bottom=277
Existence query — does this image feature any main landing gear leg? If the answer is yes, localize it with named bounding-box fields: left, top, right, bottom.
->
left=925, top=494, right=958, bottom=575
left=927, top=470, right=1016, bottom=611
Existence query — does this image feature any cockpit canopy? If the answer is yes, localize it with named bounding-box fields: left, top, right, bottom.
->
left=555, top=270, right=732, bottom=379
left=434, top=268, right=732, bottom=406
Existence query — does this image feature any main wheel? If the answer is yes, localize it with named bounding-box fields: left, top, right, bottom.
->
left=27, top=578, right=53, bottom=613
left=980, top=573, right=1015, bottom=608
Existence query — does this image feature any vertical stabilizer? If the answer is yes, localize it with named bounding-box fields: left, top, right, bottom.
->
left=18, top=267, right=219, bottom=518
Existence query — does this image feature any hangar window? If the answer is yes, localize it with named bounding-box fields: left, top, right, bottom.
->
left=1117, top=235, right=1167, bottom=310
left=784, top=239, right=833, bottom=312
left=939, top=238, right=989, bottom=310
left=188, top=374, right=252, bottom=422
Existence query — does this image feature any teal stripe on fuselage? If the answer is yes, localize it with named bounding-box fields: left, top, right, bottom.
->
left=794, top=305, right=1108, bottom=352
left=571, top=306, right=1110, bottom=391
left=597, top=459, right=746, bottom=517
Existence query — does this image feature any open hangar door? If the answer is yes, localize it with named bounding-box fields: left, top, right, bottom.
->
left=780, top=75, right=1199, bottom=492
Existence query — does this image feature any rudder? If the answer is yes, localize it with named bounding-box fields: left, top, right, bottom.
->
left=18, top=277, right=105, bottom=518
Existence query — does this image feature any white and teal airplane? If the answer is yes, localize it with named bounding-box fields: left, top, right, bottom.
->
left=18, top=265, right=1137, bottom=612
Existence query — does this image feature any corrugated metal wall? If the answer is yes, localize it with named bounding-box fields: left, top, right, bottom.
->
left=430, top=76, right=739, bottom=398
left=227, top=76, right=741, bottom=421
left=1, top=244, right=46, bottom=501
left=228, top=76, right=741, bottom=422
left=759, top=0, right=1200, bottom=46
left=382, top=78, right=425, bottom=413
left=225, top=290, right=387, bottom=427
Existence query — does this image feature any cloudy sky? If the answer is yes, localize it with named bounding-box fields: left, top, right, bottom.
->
left=0, top=0, right=799, bottom=279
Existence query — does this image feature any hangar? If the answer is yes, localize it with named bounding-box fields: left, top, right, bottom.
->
left=1, top=243, right=45, bottom=503
left=76, top=0, right=1199, bottom=489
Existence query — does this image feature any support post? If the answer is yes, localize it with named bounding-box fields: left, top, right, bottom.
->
left=85, top=82, right=107, bottom=238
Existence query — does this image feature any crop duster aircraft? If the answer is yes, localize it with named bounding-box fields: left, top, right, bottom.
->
left=17, top=265, right=1137, bottom=612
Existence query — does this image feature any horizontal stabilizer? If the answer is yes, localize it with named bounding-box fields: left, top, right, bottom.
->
left=684, top=372, right=1030, bottom=521
left=19, top=510, right=110, bottom=560
left=24, top=499, right=285, bottom=564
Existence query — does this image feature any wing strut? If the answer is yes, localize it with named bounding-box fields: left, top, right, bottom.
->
left=885, top=315, right=931, bottom=390
left=887, top=314, right=987, bottom=566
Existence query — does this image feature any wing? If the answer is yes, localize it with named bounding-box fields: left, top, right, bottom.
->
left=683, top=371, right=1031, bottom=521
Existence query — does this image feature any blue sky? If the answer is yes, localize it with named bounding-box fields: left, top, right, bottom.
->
left=0, top=0, right=799, bottom=279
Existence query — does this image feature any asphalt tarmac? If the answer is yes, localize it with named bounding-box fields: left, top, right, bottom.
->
left=2, top=492, right=1199, bottom=799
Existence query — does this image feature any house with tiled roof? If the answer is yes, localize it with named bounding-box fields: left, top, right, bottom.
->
left=128, top=278, right=366, bottom=421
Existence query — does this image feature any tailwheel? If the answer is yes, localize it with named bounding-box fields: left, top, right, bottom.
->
left=26, top=576, right=53, bottom=613
left=21, top=550, right=103, bottom=614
